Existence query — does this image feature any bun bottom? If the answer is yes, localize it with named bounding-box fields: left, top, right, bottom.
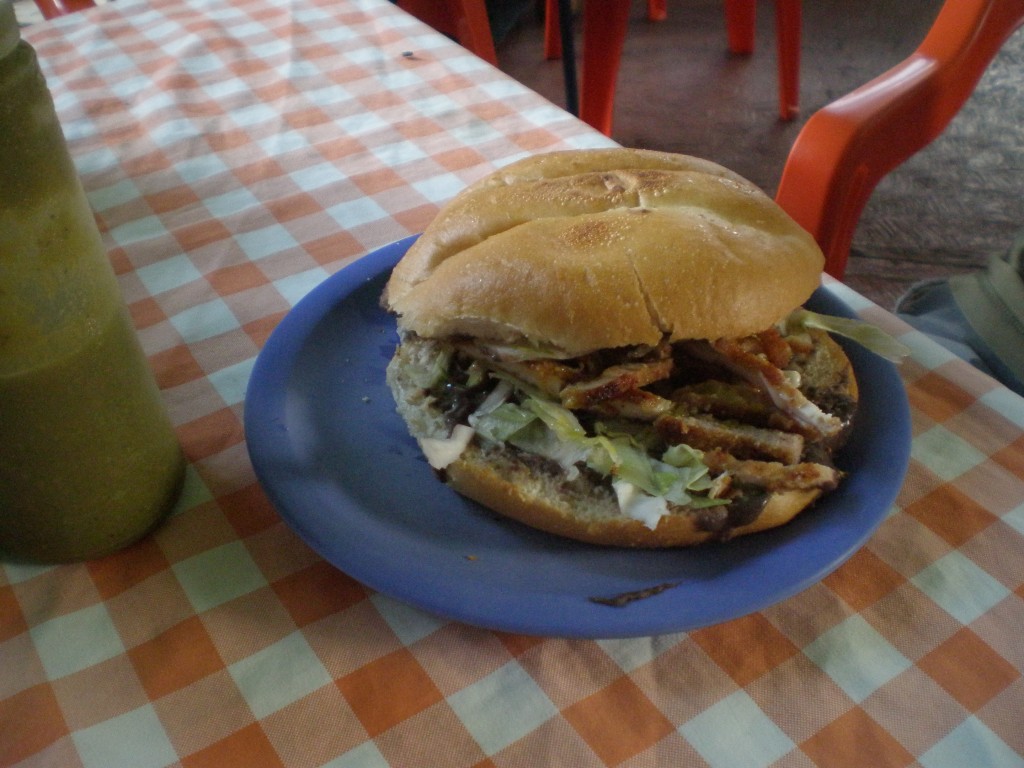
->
left=444, top=443, right=821, bottom=548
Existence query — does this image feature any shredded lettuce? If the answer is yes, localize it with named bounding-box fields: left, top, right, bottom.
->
left=408, top=345, right=451, bottom=389
left=509, top=401, right=591, bottom=478
left=476, top=341, right=573, bottom=361
left=471, top=394, right=725, bottom=519
left=470, top=401, right=535, bottom=442
left=524, top=397, right=587, bottom=439
left=420, top=424, right=474, bottom=470
left=472, top=379, right=513, bottom=419
left=788, top=309, right=910, bottom=362
left=662, top=443, right=704, bottom=469
left=513, top=420, right=591, bottom=479
left=613, top=481, right=669, bottom=529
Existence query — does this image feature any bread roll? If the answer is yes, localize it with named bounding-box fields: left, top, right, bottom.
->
left=386, top=149, right=824, bottom=356
left=384, top=148, right=855, bottom=548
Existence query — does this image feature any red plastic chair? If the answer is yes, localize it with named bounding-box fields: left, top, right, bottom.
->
left=33, top=0, right=96, bottom=20
left=395, top=0, right=498, bottom=66
left=775, top=0, right=1024, bottom=279
left=545, top=0, right=801, bottom=135
left=544, top=0, right=666, bottom=59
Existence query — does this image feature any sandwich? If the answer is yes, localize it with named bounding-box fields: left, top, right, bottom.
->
left=382, top=148, right=862, bottom=547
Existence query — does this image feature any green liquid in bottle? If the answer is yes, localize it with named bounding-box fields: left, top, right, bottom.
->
left=0, top=5, right=184, bottom=562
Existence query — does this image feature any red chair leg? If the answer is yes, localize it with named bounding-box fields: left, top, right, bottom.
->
left=556, top=0, right=797, bottom=133
left=453, top=0, right=498, bottom=66
left=776, top=0, right=801, bottom=120
left=397, top=0, right=497, bottom=67
left=396, top=0, right=453, bottom=38
left=725, top=0, right=756, bottom=55
left=579, top=0, right=632, bottom=135
left=726, top=0, right=801, bottom=120
left=34, top=0, right=95, bottom=18
left=61, top=0, right=97, bottom=14
left=647, top=0, right=668, bottom=22
left=33, top=0, right=65, bottom=19
left=544, top=0, right=562, bottom=59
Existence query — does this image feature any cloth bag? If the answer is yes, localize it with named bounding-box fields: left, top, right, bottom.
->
left=897, top=230, right=1024, bottom=396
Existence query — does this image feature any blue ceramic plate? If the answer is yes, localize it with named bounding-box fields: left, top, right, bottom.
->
left=245, top=236, right=911, bottom=638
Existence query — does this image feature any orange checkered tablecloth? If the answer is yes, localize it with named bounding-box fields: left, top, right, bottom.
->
left=3, top=0, right=1023, bottom=766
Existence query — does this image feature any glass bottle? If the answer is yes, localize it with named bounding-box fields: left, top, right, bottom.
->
left=0, top=0, right=185, bottom=562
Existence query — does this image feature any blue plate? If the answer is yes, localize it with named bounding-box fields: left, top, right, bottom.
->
left=245, top=236, right=911, bottom=638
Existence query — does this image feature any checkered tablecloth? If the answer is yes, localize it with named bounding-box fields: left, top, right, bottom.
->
left=2, top=0, right=1023, bottom=766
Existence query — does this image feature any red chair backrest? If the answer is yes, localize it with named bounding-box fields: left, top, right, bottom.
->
left=776, top=0, right=1024, bottom=278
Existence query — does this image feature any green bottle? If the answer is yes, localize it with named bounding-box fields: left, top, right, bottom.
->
left=0, top=0, right=185, bottom=562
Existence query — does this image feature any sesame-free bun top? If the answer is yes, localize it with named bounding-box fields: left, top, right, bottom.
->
left=385, top=148, right=824, bottom=356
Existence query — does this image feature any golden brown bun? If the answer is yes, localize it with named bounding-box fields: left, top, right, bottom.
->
left=445, top=445, right=822, bottom=548
left=385, top=148, right=825, bottom=356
